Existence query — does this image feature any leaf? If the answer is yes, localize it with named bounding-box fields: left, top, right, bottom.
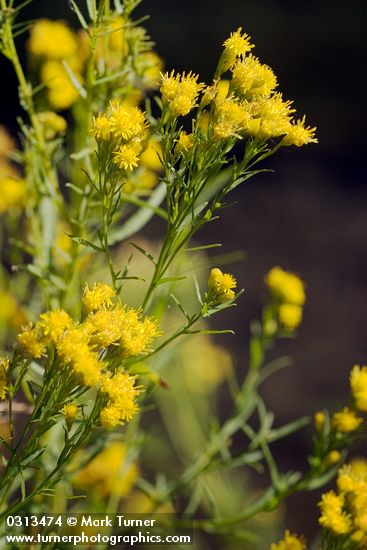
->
left=185, top=243, right=222, bottom=252
left=177, top=201, right=208, bottom=230
left=86, top=0, right=97, bottom=20
left=69, top=235, right=103, bottom=252
left=62, top=61, right=87, bottom=98
left=69, top=147, right=93, bottom=160
left=129, top=242, right=156, bottom=265
left=267, top=416, right=310, bottom=442
left=68, top=0, right=89, bottom=29
left=109, top=182, right=166, bottom=244
left=192, top=274, right=203, bottom=305
left=170, top=293, right=190, bottom=320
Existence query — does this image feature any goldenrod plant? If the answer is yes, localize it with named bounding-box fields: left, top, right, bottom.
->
left=0, top=1, right=364, bottom=548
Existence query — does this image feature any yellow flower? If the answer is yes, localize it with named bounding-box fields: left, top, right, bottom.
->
left=0, top=357, right=10, bottom=400
left=326, top=450, right=341, bottom=466
left=62, top=403, right=78, bottom=423
left=113, top=142, right=142, bottom=171
left=318, top=491, right=351, bottom=535
left=337, top=460, right=367, bottom=494
left=28, top=19, right=78, bottom=60
left=223, top=28, right=254, bottom=59
left=314, top=411, right=326, bottom=431
left=139, top=139, right=163, bottom=172
left=17, top=324, right=46, bottom=358
left=0, top=177, right=26, bottom=214
left=175, top=131, right=194, bottom=154
left=119, top=311, right=160, bottom=358
left=282, top=116, right=318, bottom=147
left=108, top=101, right=147, bottom=141
left=278, top=303, right=303, bottom=330
left=332, top=407, right=363, bottom=433
left=37, top=111, right=67, bottom=139
left=72, top=441, right=138, bottom=499
left=213, top=97, right=250, bottom=139
left=82, top=282, right=116, bottom=313
left=265, top=266, right=305, bottom=306
left=160, top=71, right=204, bottom=116
left=208, top=267, right=237, bottom=303
left=56, top=327, right=102, bottom=386
left=38, top=309, right=72, bottom=344
left=41, top=61, right=80, bottom=110
left=350, top=365, right=367, bottom=411
left=270, top=530, right=306, bottom=550
left=90, top=114, right=111, bottom=142
left=231, top=55, right=277, bottom=99
left=86, top=307, right=126, bottom=348
left=99, top=371, right=141, bottom=428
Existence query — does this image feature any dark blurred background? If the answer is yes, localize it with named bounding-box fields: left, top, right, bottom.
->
left=1, top=0, right=366, bottom=542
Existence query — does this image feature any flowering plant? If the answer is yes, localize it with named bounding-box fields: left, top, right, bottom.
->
left=0, top=1, right=365, bottom=548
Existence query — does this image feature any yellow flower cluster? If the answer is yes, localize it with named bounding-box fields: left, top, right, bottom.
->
left=17, top=283, right=159, bottom=389
left=0, top=357, right=9, bottom=400
left=265, top=266, right=305, bottom=330
left=270, top=530, right=306, bottom=550
left=90, top=100, right=148, bottom=172
left=160, top=71, right=204, bottom=117
left=62, top=403, right=78, bottom=423
left=28, top=20, right=86, bottom=110
left=331, top=407, right=363, bottom=434
left=163, top=28, right=316, bottom=146
left=207, top=267, right=237, bottom=303
left=100, top=371, right=141, bottom=428
left=72, top=441, right=138, bottom=498
left=319, top=459, right=367, bottom=546
left=0, top=126, right=26, bottom=215
left=350, top=365, right=367, bottom=411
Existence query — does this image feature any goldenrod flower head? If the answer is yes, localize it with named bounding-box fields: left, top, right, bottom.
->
left=270, top=530, right=306, bottom=550
left=56, top=326, right=102, bottom=386
left=87, top=307, right=126, bottom=348
left=314, top=411, right=326, bottom=431
left=113, top=142, right=142, bottom=171
left=265, top=266, right=305, bottom=306
left=332, top=407, right=363, bottom=433
left=38, top=111, right=67, bottom=139
left=82, top=282, right=116, bottom=313
left=231, top=55, right=277, bottom=99
left=213, top=97, right=251, bottom=139
left=17, top=324, right=46, bottom=358
left=337, top=459, right=367, bottom=493
left=108, top=15, right=127, bottom=53
left=62, top=403, right=78, bottom=423
left=119, top=312, right=160, bottom=358
left=139, top=51, right=164, bottom=90
left=318, top=491, right=351, bottom=535
left=100, top=371, right=140, bottom=427
left=160, top=71, right=204, bottom=116
left=90, top=114, right=111, bottom=142
left=41, top=61, right=80, bottom=110
left=0, top=357, right=10, bottom=400
left=108, top=101, right=148, bottom=141
left=175, top=131, right=194, bottom=155
left=72, top=441, right=138, bottom=498
left=350, top=365, right=367, bottom=411
left=38, top=309, right=72, bottom=344
left=208, top=267, right=237, bottom=303
left=28, top=19, right=78, bottom=60
left=326, top=450, right=342, bottom=466
left=223, top=28, right=254, bottom=59
left=201, top=83, right=219, bottom=107
left=283, top=116, right=318, bottom=147
left=278, top=303, right=303, bottom=330
left=255, top=93, right=295, bottom=139
left=0, top=177, right=26, bottom=214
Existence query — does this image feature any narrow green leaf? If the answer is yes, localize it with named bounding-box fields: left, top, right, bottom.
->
left=192, top=274, right=203, bottom=305
left=62, top=61, right=87, bottom=98
left=68, top=0, right=89, bottom=29
left=170, top=293, right=190, bottom=320
left=130, top=243, right=156, bottom=265
left=156, top=276, right=186, bottom=286
left=185, top=243, right=222, bottom=252
left=69, top=236, right=103, bottom=252
left=86, top=0, right=97, bottom=20
left=69, top=147, right=93, bottom=160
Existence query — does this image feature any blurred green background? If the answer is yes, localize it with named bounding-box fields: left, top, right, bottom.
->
left=0, top=0, right=366, bottom=542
